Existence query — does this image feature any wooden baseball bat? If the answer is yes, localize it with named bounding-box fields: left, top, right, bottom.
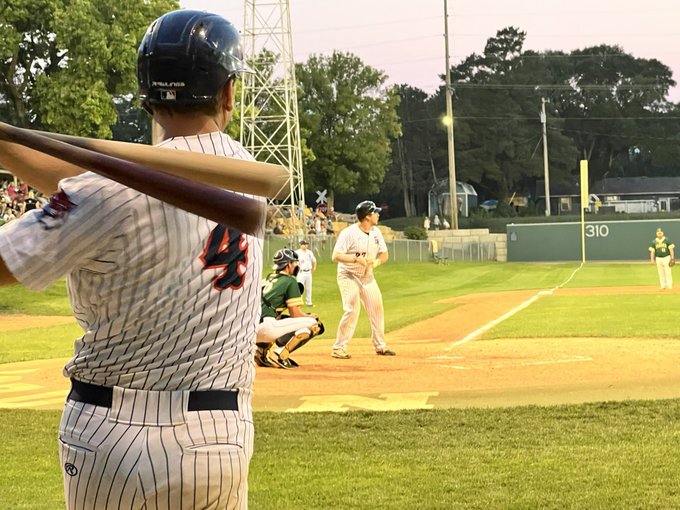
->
left=0, top=122, right=264, bottom=235
left=33, top=129, right=289, bottom=199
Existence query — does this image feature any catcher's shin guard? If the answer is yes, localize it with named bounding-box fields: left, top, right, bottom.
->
left=277, top=328, right=313, bottom=360
left=254, top=344, right=277, bottom=367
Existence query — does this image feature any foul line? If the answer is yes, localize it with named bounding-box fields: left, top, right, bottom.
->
left=445, top=263, right=584, bottom=351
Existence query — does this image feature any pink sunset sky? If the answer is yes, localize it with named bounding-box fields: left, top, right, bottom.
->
left=180, top=0, right=680, bottom=102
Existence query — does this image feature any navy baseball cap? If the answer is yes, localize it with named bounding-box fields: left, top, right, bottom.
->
left=299, top=239, right=308, bottom=245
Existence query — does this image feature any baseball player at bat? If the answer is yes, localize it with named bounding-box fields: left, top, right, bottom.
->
left=331, top=200, right=396, bottom=359
left=0, top=10, right=262, bottom=510
left=254, top=248, right=325, bottom=369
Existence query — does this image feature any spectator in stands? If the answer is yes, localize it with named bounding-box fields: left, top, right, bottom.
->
left=7, top=179, right=28, bottom=206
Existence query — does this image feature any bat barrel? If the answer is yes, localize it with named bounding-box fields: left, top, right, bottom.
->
left=0, top=123, right=264, bottom=235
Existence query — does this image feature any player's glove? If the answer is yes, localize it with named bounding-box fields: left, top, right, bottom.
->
left=670, top=258, right=675, bottom=267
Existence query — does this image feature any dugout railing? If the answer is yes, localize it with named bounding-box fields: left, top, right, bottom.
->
left=263, top=235, right=497, bottom=264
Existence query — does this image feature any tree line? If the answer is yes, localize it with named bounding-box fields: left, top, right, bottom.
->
left=2, top=2, right=679, bottom=218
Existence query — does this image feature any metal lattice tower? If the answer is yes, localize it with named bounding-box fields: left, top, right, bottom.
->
left=241, top=0, right=305, bottom=232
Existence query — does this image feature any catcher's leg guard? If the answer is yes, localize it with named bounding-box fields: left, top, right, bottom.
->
left=277, top=328, right=313, bottom=361
left=254, top=344, right=277, bottom=368
left=263, top=333, right=296, bottom=369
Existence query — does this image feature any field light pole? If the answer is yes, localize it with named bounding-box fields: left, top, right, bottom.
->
left=443, top=0, right=459, bottom=230
left=541, top=97, right=551, bottom=216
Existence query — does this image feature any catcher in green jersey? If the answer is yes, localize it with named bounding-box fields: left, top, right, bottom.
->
left=255, top=248, right=325, bottom=368
left=649, top=227, right=675, bottom=290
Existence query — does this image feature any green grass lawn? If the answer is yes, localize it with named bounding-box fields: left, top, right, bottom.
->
left=0, top=261, right=585, bottom=362
left=0, top=279, right=73, bottom=316
left=1, top=261, right=677, bottom=509
left=3, top=401, right=680, bottom=509
left=484, top=263, right=680, bottom=339
left=2, top=261, right=666, bottom=361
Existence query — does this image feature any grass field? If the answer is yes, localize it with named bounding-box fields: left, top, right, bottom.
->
left=2, top=261, right=680, bottom=509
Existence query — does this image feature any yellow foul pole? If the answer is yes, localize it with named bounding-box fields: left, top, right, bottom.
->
left=580, top=160, right=589, bottom=264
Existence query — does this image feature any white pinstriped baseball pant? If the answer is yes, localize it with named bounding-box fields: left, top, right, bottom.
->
left=256, top=316, right=318, bottom=344
left=332, top=273, right=386, bottom=352
left=58, top=386, right=253, bottom=510
left=296, top=270, right=313, bottom=305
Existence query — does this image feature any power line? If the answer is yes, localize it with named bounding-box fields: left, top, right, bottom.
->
left=295, top=16, right=441, bottom=35
left=548, top=126, right=680, bottom=142
left=451, top=83, right=669, bottom=90
left=401, top=115, right=680, bottom=124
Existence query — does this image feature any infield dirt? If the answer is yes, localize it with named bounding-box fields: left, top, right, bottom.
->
left=2, top=286, right=680, bottom=412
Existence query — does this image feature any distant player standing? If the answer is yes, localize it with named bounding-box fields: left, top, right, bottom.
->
left=0, top=10, right=262, bottom=510
left=331, top=200, right=395, bottom=359
left=295, top=239, right=317, bottom=306
left=649, top=227, right=675, bottom=290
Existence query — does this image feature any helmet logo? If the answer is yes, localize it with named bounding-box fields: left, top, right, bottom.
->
left=160, top=90, right=177, bottom=101
left=151, top=81, right=186, bottom=88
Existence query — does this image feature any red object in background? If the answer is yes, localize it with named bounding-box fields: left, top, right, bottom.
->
left=7, top=182, right=28, bottom=201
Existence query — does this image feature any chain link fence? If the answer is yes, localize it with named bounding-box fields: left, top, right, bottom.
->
left=264, top=235, right=497, bottom=263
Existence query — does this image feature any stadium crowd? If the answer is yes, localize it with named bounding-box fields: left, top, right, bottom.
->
left=0, top=179, right=47, bottom=225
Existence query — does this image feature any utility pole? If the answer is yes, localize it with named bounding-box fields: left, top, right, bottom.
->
left=540, top=97, right=551, bottom=216
left=444, top=0, right=459, bottom=229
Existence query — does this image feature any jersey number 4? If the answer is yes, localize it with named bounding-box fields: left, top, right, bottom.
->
left=200, top=225, right=248, bottom=291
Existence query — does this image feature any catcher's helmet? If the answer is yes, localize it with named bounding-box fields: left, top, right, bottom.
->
left=355, top=200, right=381, bottom=221
left=137, top=10, right=253, bottom=109
left=273, top=248, right=298, bottom=270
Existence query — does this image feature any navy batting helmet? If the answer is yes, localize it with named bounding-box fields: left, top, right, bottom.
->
left=272, top=248, right=298, bottom=270
left=355, top=200, right=381, bottom=221
left=137, top=10, right=253, bottom=109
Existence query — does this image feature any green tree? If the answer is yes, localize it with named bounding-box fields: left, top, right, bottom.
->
left=295, top=51, right=401, bottom=207
left=555, top=44, right=679, bottom=182
left=0, top=0, right=177, bottom=138
left=443, top=28, right=576, bottom=200
left=378, top=85, right=445, bottom=217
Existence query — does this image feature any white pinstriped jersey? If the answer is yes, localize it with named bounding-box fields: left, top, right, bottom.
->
left=333, top=223, right=387, bottom=281
left=0, top=132, right=264, bottom=393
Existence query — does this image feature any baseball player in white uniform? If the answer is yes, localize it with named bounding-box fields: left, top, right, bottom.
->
left=295, top=239, right=317, bottom=306
left=331, top=200, right=395, bottom=359
left=0, top=10, right=261, bottom=510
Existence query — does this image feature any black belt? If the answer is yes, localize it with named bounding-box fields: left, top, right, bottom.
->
left=68, top=378, right=238, bottom=411
left=301, top=269, right=311, bottom=272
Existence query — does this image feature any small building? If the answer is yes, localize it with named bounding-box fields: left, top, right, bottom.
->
left=535, top=179, right=584, bottom=215
left=536, top=176, right=680, bottom=215
left=592, top=177, right=680, bottom=213
left=428, top=179, right=478, bottom=218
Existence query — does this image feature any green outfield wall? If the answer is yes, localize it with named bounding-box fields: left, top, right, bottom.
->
left=507, top=219, right=680, bottom=262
